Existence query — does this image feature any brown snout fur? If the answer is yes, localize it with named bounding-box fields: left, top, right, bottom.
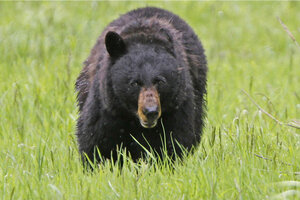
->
left=137, top=87, right=161, bottom=124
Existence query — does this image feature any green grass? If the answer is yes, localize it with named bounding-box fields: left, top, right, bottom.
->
left=0, top=1, right=299, bottom=199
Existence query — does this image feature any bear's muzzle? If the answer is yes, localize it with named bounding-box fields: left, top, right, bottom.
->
left=137, top=87, right=161, bottom=128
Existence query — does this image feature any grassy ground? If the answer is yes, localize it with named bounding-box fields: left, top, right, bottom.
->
left=0, top=1, right=299, bottom=199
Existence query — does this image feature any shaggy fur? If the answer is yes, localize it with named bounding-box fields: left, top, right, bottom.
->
left=75, top=7, right=207, bottom=163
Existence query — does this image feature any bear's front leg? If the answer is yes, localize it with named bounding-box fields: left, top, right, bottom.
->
left=162, top=99, right=196, bottom=158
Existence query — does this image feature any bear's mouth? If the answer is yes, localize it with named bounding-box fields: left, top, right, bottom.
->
left=139, top=119, right=158, bottom=129
left=137, top=87, right=161, bottom=129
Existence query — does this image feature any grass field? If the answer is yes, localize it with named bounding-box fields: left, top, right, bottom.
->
left=0, top=1, right=299, bottom=199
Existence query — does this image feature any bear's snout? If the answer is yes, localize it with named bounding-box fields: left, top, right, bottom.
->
left=138, top=87, right=161, bottom=128
left=142, top=106, right=159, bottom=121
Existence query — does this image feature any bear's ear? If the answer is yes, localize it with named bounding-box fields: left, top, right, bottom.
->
left=105, top=31, right=126, bottom=58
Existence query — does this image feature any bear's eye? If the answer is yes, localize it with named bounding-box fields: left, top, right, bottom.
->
left=153, top=76, right=166, bottom=85
left=130, top=80, right=142, bottom=87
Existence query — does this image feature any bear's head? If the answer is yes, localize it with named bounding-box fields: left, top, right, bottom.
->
left=104, top=31, right=188, bottom=128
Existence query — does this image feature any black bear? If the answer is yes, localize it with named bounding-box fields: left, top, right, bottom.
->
left=75, top=7, right=207, bottom=163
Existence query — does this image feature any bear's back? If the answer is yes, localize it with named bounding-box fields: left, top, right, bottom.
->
left=111, top=7, right=191, bottom=32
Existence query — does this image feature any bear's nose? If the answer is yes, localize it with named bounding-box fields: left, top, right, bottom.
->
left=143, top=106, right=159, bottom=121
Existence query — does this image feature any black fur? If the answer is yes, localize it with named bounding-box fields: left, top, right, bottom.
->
left=75, top=7, right=207, bottom=163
